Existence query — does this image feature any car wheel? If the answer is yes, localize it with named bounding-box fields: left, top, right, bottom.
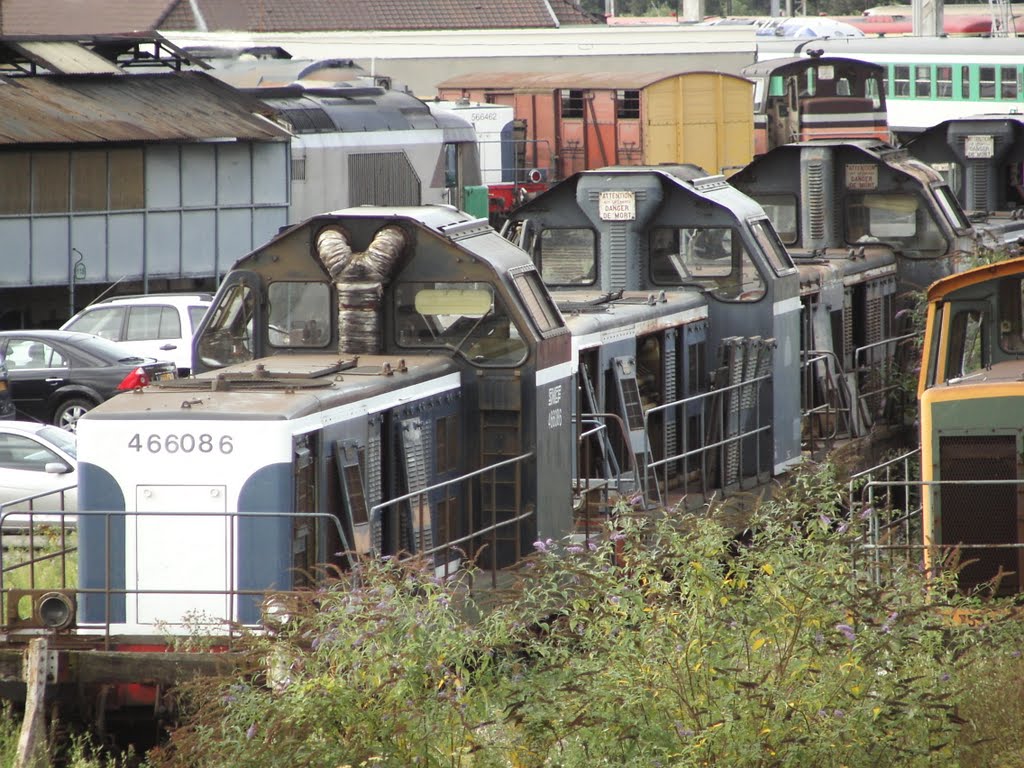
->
left=53, top=398, right=95, bottom=433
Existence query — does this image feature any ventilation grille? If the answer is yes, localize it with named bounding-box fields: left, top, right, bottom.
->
left=806, top=161, right=826, bottom=241
left=970, top=164, right=990, bottom=212
left=350, top=152, right=421, bottom=207
left=939, top=434, right=1021, bottom=594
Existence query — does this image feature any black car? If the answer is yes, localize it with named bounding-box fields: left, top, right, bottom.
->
left=0, top=357, right=13, bottom=421
left=0, top=330, right=177, bottom=431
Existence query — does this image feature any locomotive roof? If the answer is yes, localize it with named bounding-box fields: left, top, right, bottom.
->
left=925, top=255, right=1024, bottom=303
left=741, top=55, right=884, bottom=78
left=84, top=354, right=462, bottom=422
left=522, top=166, right=772, bottom=223
left=256, top=86, right=455, bottom=134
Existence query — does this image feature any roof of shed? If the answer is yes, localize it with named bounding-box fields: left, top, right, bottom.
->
left=1, top=0, right=601, bottom=35
left=436, top=70, right=750, bottom=90
left=0, top=71, right=290, bottom=144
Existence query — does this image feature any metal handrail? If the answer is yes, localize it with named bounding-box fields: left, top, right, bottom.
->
left=643, top=370, right=771, bottom=503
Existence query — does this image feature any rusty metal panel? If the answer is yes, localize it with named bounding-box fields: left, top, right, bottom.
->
left=0, top=72, right=290, bottom=144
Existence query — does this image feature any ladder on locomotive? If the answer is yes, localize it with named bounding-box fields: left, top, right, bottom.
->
left=478, top=406, right=523, bottom=568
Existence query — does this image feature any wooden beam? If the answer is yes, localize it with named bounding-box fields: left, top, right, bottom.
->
left=15, top=638, right=49, bottom=768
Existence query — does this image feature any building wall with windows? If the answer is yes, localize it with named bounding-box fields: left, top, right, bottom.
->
left=0, top=141, right=289, bottom=289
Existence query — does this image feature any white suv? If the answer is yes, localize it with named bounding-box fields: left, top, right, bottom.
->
left=61, top=293, right=212, bottom=376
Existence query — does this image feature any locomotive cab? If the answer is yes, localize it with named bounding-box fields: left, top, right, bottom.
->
left=919, top=258, right=1024, bottom=595
left=503, top=167, right=803, bottom=501
left=71, top=206, right=573, bottom=636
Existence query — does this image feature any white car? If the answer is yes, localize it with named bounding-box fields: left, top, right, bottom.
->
left=0, top=421, right=77, bottom=523
left=61, top=293, right=212, bottom=377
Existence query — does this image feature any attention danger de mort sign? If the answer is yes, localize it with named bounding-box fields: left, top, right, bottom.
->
left=598, top=190, right=636, bottom=221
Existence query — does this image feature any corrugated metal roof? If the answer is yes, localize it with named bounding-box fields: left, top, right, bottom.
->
left=0, top=71, right=291, bottom=144
left=12, top=41, right=122, bottom=74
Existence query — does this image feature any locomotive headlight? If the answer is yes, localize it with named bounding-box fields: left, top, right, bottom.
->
left=37, top=592, right=75, bottom=630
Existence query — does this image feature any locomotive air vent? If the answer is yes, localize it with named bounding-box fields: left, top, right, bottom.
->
left=807, top=162, right=826, bottom=242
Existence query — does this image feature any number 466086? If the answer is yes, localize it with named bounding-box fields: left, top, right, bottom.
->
left=128, top=433, right=234, bottom=454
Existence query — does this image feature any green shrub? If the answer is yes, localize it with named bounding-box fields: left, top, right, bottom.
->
left=140, top=463, right=1021, bottom=767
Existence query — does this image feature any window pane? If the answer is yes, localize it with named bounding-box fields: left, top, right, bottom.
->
left=188, top=305, right=209, bottom=334
left=753, top=194, right=798, bottom=244
left=1001, top=66, right=1018, bottom=99
left=32, top=152, right=69, bottom=213
left=616, top=89, right=640, bottom=119
left=538, top=228, right=595, bottom=285
left=7, top=339, right=55, bottom=369
left=914, top=65, right=931, bottom=98
left=0, top=154, right=30, bottom=214
left=512, top=269, right=563, bottom=334
left=394, top=282, right=527, bottom=366
left=0, top=434, right=58, bottom=471
left=267, top=282, right=331, bottom=348
left=936, top=66, right=952, bottom=98
left=650, top=226, right=765, bottom=301
left=126, top=306, right=173, bottom=341
left=750, top=218, right=796, bottom=275
left=71, top=150, right=107, bottom=212
left=980, top=67, right=996, bottom=99
left=65, top=306, right=126, bottom=341
left=560, top=89, right=584, bottom=118
left=893, top=65, right=910, bottom=97
left=109, top=148, right=145, bottom=210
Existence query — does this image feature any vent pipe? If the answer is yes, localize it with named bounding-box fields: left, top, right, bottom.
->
left=316, top=225, right=407, bottom=354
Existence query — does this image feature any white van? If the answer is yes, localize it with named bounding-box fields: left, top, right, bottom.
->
left=61, top=294, right=212, bottom=377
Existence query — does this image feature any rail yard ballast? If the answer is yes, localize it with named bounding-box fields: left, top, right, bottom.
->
left=0, top=139, right=981, bottom=740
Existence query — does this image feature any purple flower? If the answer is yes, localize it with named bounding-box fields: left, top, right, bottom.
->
left=674, top=722, right=695, bottom=738
left=246, top=723, right=257, bottom=740
left=533, top=539, right=548, bottom=553
left=835, top=623, right=856, bottom=642
left=609, top=530, right=626, bottom=542
left=859, top=506, right=874, bottom=521
left=819, top=514, right=832, bottom=527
